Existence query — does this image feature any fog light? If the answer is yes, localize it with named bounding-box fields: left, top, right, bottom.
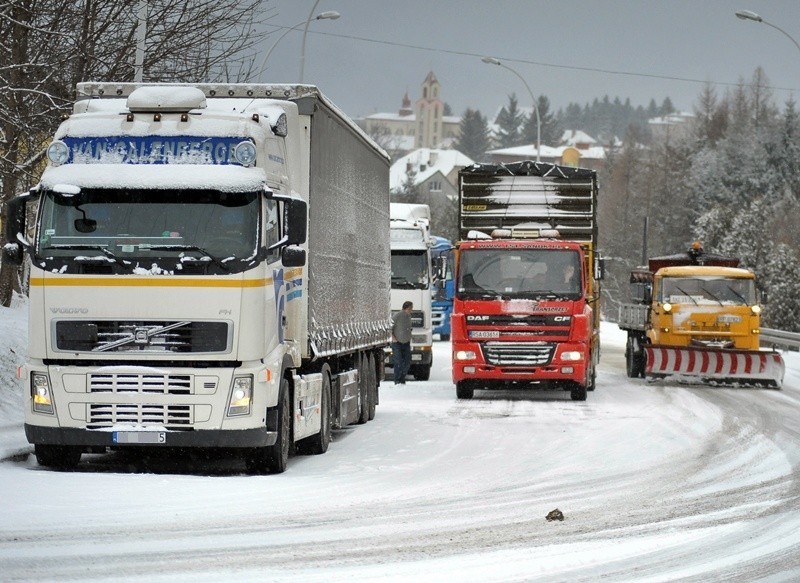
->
left=32, top=373, right=54, bottom=414
left=455, top=350, right=476, bottom=361
left=463, top=366, right=476, bottom=374
left=751, top=305, right=762, bottom=315
left=561, top=351, right=583, bottom=362
left=561, top=366, right=574, bottom=374
left=227, top=376, right=253, bottom=416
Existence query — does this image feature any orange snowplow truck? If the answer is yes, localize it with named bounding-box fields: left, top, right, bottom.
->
left=618, top=242, right=784, bottom=387
left=451, top=161, right=602, bottom=401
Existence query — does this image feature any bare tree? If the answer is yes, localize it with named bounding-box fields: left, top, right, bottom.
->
left=0, top=0, right=270, bottom=305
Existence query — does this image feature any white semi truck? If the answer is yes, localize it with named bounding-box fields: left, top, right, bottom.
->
left=4, top=83, right=391, bottom=473
left=386, top=203, right=433, bottom=380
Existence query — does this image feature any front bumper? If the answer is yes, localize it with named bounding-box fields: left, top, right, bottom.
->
left=25, top=423, right=277, bottom=448
left=452, top=340, right=588, bottom=384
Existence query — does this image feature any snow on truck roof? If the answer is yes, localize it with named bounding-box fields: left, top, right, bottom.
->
left=39, top=164, right=267, bottom=192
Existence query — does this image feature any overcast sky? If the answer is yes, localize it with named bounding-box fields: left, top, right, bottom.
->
left=255, top=0, right=800, bottom=122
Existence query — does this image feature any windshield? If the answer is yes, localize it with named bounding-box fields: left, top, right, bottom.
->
left=659, top=276, right=756, bottom=306
left=457, top=248, right=582, bottom=299
left=36, top=188, right=268, bottom=275
left=391, top=251, right=429, bottom=289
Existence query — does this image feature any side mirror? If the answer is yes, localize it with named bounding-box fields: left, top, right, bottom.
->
left=281, top=245, right=306, bottom=267
left=284, top=197, right=307, bottom=246
left=594, top=256, right=605, bottom=281
left=3, top=191, right=37, bottom=265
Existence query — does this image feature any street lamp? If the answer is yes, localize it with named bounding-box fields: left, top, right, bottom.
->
left=300, top=0, right=339, bottom=82
left=258, top=10, right=340, bottom=82
left=482, top=56, right=541, bottom=162
left=735, top=10, right=800, bottom=56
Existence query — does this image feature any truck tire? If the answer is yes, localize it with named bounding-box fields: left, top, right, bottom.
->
left=34, top=444, right=82, bottom=470
left=570, top=382, right=588, bottom=401
left=357, top=352, right=369, bottom=425
left=456, top=381, right=474, bottom=400
left=296, top=366, right=332, bottom=455
left=367, top=352, right=377, bottom=421
left=414, top=364, right=431, bottom=381
left=626, top=335, right=646, bottom=378
left=246, top=377, right=291, bottom=474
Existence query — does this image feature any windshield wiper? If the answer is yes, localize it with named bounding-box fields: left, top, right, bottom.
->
left=391, top=275, right=416, bottom=289
left=45, top=244, right=130, bottom=269
left=700, top=285, right=724, bottom=306
left=725, top=284, right=747, bottom=304
left=674, top=285, right=699, bottom=305
left=148, top=245, right=230, bottom=272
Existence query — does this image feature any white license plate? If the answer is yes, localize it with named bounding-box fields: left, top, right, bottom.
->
left=470, top=330, right=500, bottom=339
left=412, top=354, right=422, bottom=361
left=113, top=431, right=166, bottom=444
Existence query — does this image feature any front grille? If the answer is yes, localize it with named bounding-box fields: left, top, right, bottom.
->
left=482, top=342, right=555, bottom=366
left=55, top=320, right=229, bottom=353
left=89, top=373, right=196, bottom=395
left=88, top=403, right=192, bottom=428
left=467, top=314, right=569, bottom=327
left=431, top=309, right=445, bottom=327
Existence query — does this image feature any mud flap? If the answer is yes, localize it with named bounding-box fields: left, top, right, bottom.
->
left=645, top=346, right=785, bottom=388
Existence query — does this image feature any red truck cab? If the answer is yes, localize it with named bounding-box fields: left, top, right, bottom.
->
left=452, top=237, right=595, bottom=401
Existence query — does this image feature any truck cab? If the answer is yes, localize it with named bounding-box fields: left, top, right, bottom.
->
left=386, top=203, right=434, bottom=381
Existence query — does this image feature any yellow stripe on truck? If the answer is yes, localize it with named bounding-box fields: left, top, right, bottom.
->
left=29, top=277, right=273, bottom=288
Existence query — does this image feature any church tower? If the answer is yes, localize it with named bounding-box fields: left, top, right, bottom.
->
left=415, top=71, right=444, bottom=148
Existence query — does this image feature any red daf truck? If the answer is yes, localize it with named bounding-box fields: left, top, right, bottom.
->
left=451, top=161, right=602, bottom=401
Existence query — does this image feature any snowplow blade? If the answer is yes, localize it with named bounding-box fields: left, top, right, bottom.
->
left=645, top=346, right=785, bottom=388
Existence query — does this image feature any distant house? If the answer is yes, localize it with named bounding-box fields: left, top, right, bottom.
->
left=648, top=112, right=695, bottom=142
left=486, top=129, right=606, bottom=171
left=390, top=148, right=474, bottom=200
left=361, top=72, right=461, bottom=157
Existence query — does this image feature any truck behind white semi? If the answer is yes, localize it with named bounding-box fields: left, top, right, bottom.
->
left=386, top=202, right=433, bottom=380
left=4, top=83, right=391, bottom=473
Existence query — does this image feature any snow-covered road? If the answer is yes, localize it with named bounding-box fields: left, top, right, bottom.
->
left=1, top=318, right=800, bottom=582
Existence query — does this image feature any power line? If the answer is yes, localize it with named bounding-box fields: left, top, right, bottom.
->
left=266, top=24, right=798, bottom=95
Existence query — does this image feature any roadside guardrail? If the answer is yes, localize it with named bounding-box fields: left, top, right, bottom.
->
left=761, top=328, right=800, bottom=351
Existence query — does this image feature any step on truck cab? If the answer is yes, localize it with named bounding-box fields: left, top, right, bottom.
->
left=4, top=83, right=391, bottom=472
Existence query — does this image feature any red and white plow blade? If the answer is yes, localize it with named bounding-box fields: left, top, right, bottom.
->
left=645, top=346, right=785, bottom=388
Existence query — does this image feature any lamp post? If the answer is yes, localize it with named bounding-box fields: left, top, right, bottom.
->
left=300, top=0, right=340, bottom=82
left=258, top=10, right=340, bottom=82
left=482, top=57, right=541, bottom=162
left=735, top=10, right=800, bottom=56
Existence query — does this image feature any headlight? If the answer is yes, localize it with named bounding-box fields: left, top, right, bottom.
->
left=454, top=350, right=476, bottom=361
left=227, top=375, right=253, bottom=416
left=662, top=302, right=672, bottom=313
left=560, top=351, right=583, bottom=362
left=32, top=373, right=54, bottom=414
left=233, top=141, right=257, bottom=167
left=751, top=305, right=762, bottom=315
left=47, top=141, right=69, bottom=166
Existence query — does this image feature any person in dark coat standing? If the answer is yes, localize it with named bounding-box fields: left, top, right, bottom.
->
left=391, top=301, right=413, bottom=384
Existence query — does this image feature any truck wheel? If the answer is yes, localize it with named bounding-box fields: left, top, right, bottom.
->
left=246, top=377, right=291, bottom=474
left=626, top=336, right=646, bottom=378
left=34, top=444, right=82, bottom=470
left=456, top=381, right=474, bottom=400
left=367, top=352, right=377, bottom=421
left=586, top=368, right=596, bottom=392
left=296, top=366, right=332, bottom=455
left=357, top=353, right=369, bottom=425
left=570, top=382, right=588, bottom=401
left=414, top=364, right=431, bottom=381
